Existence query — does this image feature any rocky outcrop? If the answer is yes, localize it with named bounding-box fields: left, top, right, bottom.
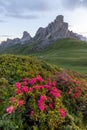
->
left=0, top=31, right=32, bottom=47
left=1, top=38, right=20, bottom=48
left=34, top=15, right=80, bottom=42
left=0, top=15, right=82, bottom=49
left=21, top=31, right=32, bottom=44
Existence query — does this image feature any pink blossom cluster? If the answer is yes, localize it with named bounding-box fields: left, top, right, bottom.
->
left=29, top=75, right=44, bottom=85
left=38, top=95, right=47, bottom=112
left=57, top=72, right=83, bottom=99
left=59, top=108, right=66, bottom=118
left=67, top=86, right=82, bottom=99
left=18, top=100, right=24, bottom=106
left=6, top=75, right=66, bottom=119
left=50, top=87, right=61, bottom=98
left=6, top=106, right=14, bottom=114
left=6, top=98, right=24, bottom=114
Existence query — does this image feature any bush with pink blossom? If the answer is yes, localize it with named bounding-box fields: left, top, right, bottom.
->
left=4, top=75, right=66, bottom=130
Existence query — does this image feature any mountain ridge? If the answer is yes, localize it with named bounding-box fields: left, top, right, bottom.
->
left=0, top=15, right=84, bottom=49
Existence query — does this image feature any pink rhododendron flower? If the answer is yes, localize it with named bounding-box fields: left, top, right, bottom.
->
left=85, top=94, right=87, bottom=97
left=38, top=100, right=45, bottom=112
left=39, top=85, right=44, bottom=89
left=18, top=100, right=24, bottom=106
left=23, top=81, right=27, bottom=85
left=10, top=97, right=17, bottom=104
left=50, top=88, right=61, bottom=98
left=15, top=82, right=21, bottom=89
left=50, top=91, right=61, bottom=98
left=40, top=95, right=47, bottom=101
left=44, top=85, right=51, bottom=90
left=38, top=95, right=46, bottom=112
left=6, top=106, right=14, bottom=114
left=16, top=89, right=22, bottom=95
left=74, top=92, right=81, bottom=98
left=52, top=81, right=57, bottom=87
left=33, top=85, right=39, bottom=90
left=48, top=78, right=52, bottom=86
left=29, top=78, right=37, bottom=85
left=59, top=108, right=66, bottom=118
left=22, top=86, right=28, bottom=93
left=37, top=75, right=44, bottom=82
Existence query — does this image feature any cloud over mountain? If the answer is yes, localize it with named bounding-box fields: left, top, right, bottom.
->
left=61, top=0, right=87, bottom=10
left=0, top=0, right=51, bottom=19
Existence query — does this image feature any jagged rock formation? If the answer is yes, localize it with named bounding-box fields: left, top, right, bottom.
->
left=0, top=31, right=32, bottom=48
left=34, top=15, right=80, bottom=41
left=0, top=15, right=82, bottom=49
left=21, top=31, right=32, bottom=44
left=1, top=38, right=20, bottom=48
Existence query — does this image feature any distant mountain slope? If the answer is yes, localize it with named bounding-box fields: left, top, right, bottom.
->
left=0, top=38, right=87, bottom=74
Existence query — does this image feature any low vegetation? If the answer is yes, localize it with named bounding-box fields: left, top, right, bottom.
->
left=0, top=38, right=87, bottom=74
left=0, top=55, right=87, bottom=129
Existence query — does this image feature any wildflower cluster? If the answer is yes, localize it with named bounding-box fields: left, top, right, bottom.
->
left=6, top=75, right=66, bottom=129
left=57, top=72, right=83, bottom=99
left=57, top=72, right=87, bottom=115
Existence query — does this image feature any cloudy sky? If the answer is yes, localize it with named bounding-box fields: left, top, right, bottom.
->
left=0, top=0, right=87, bottom=42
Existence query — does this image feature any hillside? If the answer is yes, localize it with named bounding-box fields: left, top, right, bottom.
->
left=0, top=54, right=60, bottom=115
left=0, top=38, right=87, bottom=74
left=0, top=55, right=87, bottom=130
left=33, top=38, right=87, bottom=74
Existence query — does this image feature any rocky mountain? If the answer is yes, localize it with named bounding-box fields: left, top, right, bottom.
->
left=1, top=38, right=20, bottom=48
left=78, top=34, right=87, bottom=41
left=34, top=15, right=79, bottom=41
left=1, top=31, right=32, bottom=48
left=20, top=31, right=32, bottom=44
left=0, top=15, right=84, bottom=49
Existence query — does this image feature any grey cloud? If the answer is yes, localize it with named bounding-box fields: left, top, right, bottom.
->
left=0, top=0, right=50, bottom=19
left=61, top=0, right=87, bottom=10
left=6, top=14, right=38, bottom=19
left=0, top=20, right=4, bottom=22
left=0, top=35, right=13, bottom=37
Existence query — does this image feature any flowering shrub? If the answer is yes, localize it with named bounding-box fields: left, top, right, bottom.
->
left=56, top=72, right=87, bottom=125
left=5, top=75, right=66, bottom=130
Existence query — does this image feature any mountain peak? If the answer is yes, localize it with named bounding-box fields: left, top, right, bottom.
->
left=22, top=31, right=31, bottom=39
left=0, top=15, right=82, bottom=48
left=34, top=15, right=79, bottom=43
left=21, top=31, right=32, bottom=44
left=55, top=15, right=64, bottom=23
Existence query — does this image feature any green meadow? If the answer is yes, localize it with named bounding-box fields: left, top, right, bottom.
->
left=32, top=39, right=87, bottom=75
left=0, top=38, right=87, bottom=75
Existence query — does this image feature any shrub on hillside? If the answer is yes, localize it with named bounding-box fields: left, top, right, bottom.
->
left=0, top=75, right=66, bottom=130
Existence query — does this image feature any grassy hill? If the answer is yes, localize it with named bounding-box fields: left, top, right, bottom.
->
left=0, top=54, right=60, bottom=116
left=0, top=55, right=87, bottom=129
left=0, top=38, right=87, bottom=74
left=33, top=39, right=87, bottom=74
